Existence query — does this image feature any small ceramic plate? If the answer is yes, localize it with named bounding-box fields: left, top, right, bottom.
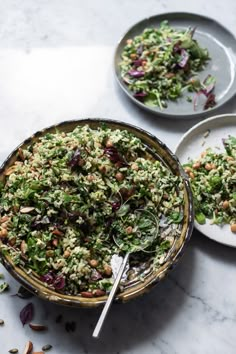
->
left=114, top=12, right=236, bottom=119
left=175, top=113, right=236, bottom=247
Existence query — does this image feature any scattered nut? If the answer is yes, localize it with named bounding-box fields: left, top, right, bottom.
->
left=81, top=291, right=93, bottom=298
left=23, top=341, right=33, bottom=354
left=230, top=224, right=236, bottom=233
left=29, top=323, right=48, bottom=331
left=94, top=289, right=106, bottom=297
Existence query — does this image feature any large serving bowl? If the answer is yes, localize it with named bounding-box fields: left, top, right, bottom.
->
left=0, top=118, right=193, bottom=307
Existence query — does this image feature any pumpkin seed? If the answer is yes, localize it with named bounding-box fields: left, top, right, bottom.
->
left=9, top=349, right=18, bottom=353
left=42, top=344, right=52, bottom=351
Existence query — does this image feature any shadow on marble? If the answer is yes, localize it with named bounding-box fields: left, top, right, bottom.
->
left=191, top=229, right=236, bottom=267
left=113, top=79, right=236, bottom=137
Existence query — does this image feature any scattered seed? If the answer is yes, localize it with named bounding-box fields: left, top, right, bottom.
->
left=29, top=323, right=48, bottom=331
left=42, top=344, right=52, bottom=351
left=9, top=349, right=19, bottom=353
left=0, top=319, right=4, bottom=325
left=55, top=314, right=62, bottom=323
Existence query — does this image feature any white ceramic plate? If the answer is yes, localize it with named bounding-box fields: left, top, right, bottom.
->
left=175, top=113, right=236, bottom=247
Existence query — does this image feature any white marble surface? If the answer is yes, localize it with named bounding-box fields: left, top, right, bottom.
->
left=0, top=1, right=236, bottom=353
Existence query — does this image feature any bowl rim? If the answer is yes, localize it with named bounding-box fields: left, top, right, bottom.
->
left=0, top=118, right=194, bottom=307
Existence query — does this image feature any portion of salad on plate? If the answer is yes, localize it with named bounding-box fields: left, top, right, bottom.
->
left=119, top=20, right=216, bottom=110
left=0, top=124, right=184, bottom=297
left=183, top=135, right=236, bottom=232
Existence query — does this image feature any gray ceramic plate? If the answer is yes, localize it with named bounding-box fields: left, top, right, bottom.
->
left=114, top=12, right=236, bottom=119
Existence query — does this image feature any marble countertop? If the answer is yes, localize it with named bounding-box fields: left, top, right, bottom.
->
left=0, top=1, right=236, bottom=353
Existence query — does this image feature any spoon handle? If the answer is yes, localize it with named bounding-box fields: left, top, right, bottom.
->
left=92, top=252, right=130, bottom=338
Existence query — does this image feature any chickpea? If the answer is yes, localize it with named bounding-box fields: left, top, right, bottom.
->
left=103, top=264, right=112, bottom=277
left=63, top=250, right=71, bottom=258
left=189, top=172, right=195, bottom=179
left=131, top=163, right=139, bottom=171
left=99, top=165, right=106, bottom=174
left=230, top=224, right=236, bottom=233
left=89, top=259, right=98, bottom=268
left=184, top=166, right=191, bottom=173
left=87, top=174, right=95, bottom=182
left=192, top=162, right=201, bottom=170
left=0, top=228, right=8, bottom=238
left=222, top=201, right=229, bottom=209
left=205, top=163, right=213, bottom=171
left=126, top=39, right=133, bottom=45
left=106, top=139, right=113, bottom=148
left=201, top=151, right=207, bottom=158
left=126, top=226, right=133, bottom=234
left=115, top=172, right=124, bottom=181
left=130, top=53, right=137, bottom=60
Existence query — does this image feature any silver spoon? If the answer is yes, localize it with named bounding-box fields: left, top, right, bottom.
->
left=92, top=209, right=159, bottom=338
